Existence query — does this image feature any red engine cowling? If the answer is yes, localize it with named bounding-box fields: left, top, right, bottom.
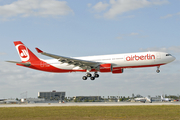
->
left=112, top=68, right=123, bottom=74
left=99, top=64, right=112, bottom=72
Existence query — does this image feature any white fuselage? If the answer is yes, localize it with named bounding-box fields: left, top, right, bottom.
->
left=42, top=51, right=175, bottom=71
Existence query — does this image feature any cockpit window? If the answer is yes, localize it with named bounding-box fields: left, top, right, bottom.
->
left=166, top=54, right=172, bottom=56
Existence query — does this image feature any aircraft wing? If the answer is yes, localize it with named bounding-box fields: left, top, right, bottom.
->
left=35, top=48, right=100, bottom=70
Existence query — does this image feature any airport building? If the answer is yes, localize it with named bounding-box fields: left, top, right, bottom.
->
left=38, top=90, right=65, bottom=101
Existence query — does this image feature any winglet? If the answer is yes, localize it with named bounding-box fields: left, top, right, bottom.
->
left=35, top=48, right=43, bottom=53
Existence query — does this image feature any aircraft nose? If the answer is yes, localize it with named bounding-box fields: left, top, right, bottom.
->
left=172, top=56, right=176, bottom=61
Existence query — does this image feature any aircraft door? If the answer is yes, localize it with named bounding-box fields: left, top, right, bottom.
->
left=156, top=53, right=161, bottom=59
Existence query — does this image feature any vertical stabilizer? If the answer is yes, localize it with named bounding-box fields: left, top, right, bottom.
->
left=161, top=95, right=163, bottom=99
left=14, top=41, right=40, bottom=62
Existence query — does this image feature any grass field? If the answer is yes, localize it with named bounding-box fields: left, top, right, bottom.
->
left=0, top=105, right=180, bottom=120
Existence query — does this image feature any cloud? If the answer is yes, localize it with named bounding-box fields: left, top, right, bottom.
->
left=116, top=32, right=139, bottom=39
left=0, top=61, right=79, bottom=98
left=92, top=2, right=109, bottom=12
left=0, top=0, right=73, bottom=20
left=160, top=12, right=180, bottom=19
left=130, top=32, right=139, bottom=36
left=160, top=14, right=173, bottom=19
left=89, top=0, right=168, bottom=19
left=87, top=3, right=92, bottom=7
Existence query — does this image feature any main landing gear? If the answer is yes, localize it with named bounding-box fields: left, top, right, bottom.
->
left=156, top=66, right=160, bottom=73
left=82, top=72, right=99, bottom=80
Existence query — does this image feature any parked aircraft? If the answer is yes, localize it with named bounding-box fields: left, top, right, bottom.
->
left=0, top=99, right=6, bottom=104
left=7, top=41, right=175, bottom=80
left=134, top=97, right=146, bottom=103
left=0, top=99, right=19, bottom=104
left=134, top=97, right=151, bottom=103
left=0, top=99, right=6, bottom=101
left=161, top=95, right=171, bottom=102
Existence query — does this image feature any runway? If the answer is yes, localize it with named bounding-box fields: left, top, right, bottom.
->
left=0, top=102, right=180, bottom=107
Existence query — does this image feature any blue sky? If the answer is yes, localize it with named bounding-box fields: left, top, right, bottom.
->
left=0, top=0, right=180, bottom=98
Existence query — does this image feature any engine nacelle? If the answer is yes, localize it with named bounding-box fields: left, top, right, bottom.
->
left=112, top=68, right=124, bottom=74
left=99, top=64, right=112, bottom=72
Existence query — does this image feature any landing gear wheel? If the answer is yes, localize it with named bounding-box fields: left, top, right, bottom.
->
left=94, top=74, right=99, bottom=78
left=156, top=66, right=160, bottom=73
left=90, top=77, right=95, bottom=80
left=87, top=73, right=92, bottom=77
left=82, top=76, right=87, bottom=80
left=156, top=70, right=160, bottom=73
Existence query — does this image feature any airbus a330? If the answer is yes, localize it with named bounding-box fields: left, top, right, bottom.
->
left=7, top=41, right=176, bottom=80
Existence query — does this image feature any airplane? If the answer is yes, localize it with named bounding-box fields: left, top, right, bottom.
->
left=4, top=99, right=20, bottom=104
left=7, top=41, right=176, bottom=80
left=134, top=97, right=146, bottom=103
left=0, top=99, right=19, bottom=104
left=0, top=99, right=7, bottom=104
left=161, top=95, right=171, bottom=102
left=0, top=99, right=7, bottom=101
left=134, top=97, right=151, bottom=103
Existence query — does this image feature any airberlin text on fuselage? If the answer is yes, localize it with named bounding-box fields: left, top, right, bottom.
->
left=126, top=54, right=155, bottom=61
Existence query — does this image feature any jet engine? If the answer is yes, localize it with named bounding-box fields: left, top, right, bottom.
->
left=112, top=68, right=124, bottom=74
left=99, top=64, right=112, bottom=72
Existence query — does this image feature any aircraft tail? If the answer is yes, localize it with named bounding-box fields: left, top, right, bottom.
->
left=14, top=41, right=40, bottom=62
left=161, top=95, right=163, bottom=99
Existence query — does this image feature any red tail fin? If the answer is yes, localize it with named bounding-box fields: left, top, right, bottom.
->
left=14, top=41, right=40, bottom=62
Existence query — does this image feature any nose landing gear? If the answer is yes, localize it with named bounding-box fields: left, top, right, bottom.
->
left=156, top=66, right=160, bottom=73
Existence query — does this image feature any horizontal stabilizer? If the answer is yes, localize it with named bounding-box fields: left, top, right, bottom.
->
left=6, top=61, right=31, bottom=67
